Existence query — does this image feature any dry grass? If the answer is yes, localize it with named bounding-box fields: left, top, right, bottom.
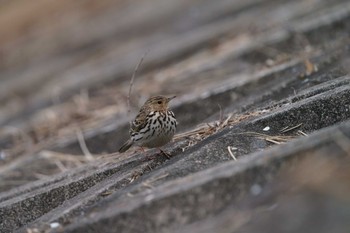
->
left=0, top=89, right=127, bottom=162
left=173, top=110, right=268, bottom=147
left=236, top=132, right=300, bottom=145
left=174, top=112, right=252, bottom=141
left=174, top=111, right=307, bottom=154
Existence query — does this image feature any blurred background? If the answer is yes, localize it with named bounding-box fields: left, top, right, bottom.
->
left=1, top=0, right=261, bottom=139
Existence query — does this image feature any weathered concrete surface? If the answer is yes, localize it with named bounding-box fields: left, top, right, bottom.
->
left=0, top=0, right=350, bottom=232
left=52, top=121, right=350, bottom=233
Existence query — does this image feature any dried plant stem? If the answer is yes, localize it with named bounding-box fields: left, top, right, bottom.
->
left=127, top=50, right=149, bottom=116
left=76, top=128, right=94, bottom=161
left=227, top=146, right=237, bottom=160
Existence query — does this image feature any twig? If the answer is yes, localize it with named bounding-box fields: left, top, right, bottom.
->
left=54, top=159, right=68, bottom=172
left=220, top=114, right=232, bottom=128
left=101, top=190, right=113, bottom=196
left=142, top=182, right=154, bottom=189
left=297, top=130, right=308, bottom=136
left=265, top=138, right=283, bottom=144
left=218, top=104, right=223, bottom=124
left=142, top=173, right=169, bottom=189
left=34, top=173, right=50, bottom=180
left=76, top=129, right=94, bottom=161
left=227, top=146, right=237, bottom=160
left=235, top=132, right=296, bottom=144
left=127, top=50, right=149, bottom=116
left=280, top=123, right=303, bottom=133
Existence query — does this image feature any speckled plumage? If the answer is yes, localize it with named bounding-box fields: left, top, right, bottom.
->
left=118, top=96, right=177, bottom=153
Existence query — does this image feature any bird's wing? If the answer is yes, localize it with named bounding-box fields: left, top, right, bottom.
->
left=131, top=109, right=148, bottom=133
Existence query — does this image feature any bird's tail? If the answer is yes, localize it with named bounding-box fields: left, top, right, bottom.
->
left=118, top=139, right=134, bottom=153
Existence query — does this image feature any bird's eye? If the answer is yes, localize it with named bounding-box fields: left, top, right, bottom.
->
left=157, top=101, right=162, bottom=104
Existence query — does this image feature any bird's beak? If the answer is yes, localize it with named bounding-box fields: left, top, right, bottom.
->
left=167, top=96, right=176, bottom=102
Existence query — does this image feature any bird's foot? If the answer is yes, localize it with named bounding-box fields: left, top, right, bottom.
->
left=158, top=148, right=171, bottom=159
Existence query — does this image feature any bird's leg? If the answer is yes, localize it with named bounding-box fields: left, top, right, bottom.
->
left=158, top=148, right=171, bottom=159
left=140, top=148, right=171, bottom=161
left=136, top=147, right=146, bottom=153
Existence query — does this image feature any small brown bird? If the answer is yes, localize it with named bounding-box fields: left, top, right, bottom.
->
left=118, top=95, right=177, bottom=153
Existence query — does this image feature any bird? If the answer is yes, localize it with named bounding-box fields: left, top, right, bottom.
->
left=118, top=95, right=177, bottom=155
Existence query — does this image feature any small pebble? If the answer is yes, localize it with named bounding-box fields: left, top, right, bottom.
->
left=263, top=126, right=270, bottom=131
left=50, top=222, right=60, bottom=229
